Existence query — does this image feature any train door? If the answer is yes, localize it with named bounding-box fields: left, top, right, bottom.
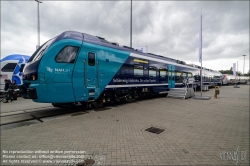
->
left=85, top=52, right=97, bottom=88
left=168, top=64, right=175, bottom=89
left=84, top=50, right=101, bottom=101
left=72, top=48, right=99, bottom=101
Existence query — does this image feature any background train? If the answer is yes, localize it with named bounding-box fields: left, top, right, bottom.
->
left=239, top=76, right=250, bottom=84
left=22, top=31, right=222, bottom=107
left=0, top=54, right=30, bottom=92
left=222, top=74, right=249, bottom=85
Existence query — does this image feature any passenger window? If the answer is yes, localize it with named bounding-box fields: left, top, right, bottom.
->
left=159, top=68, right=167, bottom=78
left=120, top=65, right=133, bottom=76
left=176, top=71, right=182, bottom=82
left=149, top=66, right=157, bottom=78
left=55, top=46, right=79, bottom=63
left=1, top=63, right=17, bottom=72
left=134, top=65, right=143, bottom=77
left=176, top=71, right=181, bottom=77
left=88, top=52, right=95, bottom=66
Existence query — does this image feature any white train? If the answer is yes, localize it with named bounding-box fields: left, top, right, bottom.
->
left=0, top=54, right=30, bottom=92
left=222, top=74, right=236, bottom=85
left=239, top=76, right=249, bottom=84
left=222, top=74, right=249, bottom=85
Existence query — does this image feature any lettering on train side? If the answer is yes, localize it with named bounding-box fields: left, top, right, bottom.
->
left=112, top=78, right=156, bottom=83
left=46, top=67, right=70, bottom=74
left=54, top=68, right=70, bottom=73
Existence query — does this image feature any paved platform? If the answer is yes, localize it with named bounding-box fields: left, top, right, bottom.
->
left=1, top=98, right=52, bottom=113
left=1, top=85, right=249, bottom=165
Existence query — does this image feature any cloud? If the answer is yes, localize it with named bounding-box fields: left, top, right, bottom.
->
left=1, top=1, right=249, bottom=73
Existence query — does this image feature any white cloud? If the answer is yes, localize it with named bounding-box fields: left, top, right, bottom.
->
left=1, top=1, right=249, bottom=73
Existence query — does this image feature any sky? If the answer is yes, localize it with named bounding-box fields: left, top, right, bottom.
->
left=1, top=0, right=249, bottom=74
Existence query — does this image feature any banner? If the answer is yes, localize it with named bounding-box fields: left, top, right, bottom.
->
left=198, top=11, right=202, bottom=63
left=233, top=63, right=236, bottom=76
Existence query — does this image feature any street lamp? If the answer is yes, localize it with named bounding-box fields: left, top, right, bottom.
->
left=130, top=0, right=132, bottom=47
left=35, top=0, right=42, bottom=50
left=243, top=55, right=246, bottom=75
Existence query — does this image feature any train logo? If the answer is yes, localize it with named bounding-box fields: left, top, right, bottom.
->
left=46, top=67, right=53, bottom=73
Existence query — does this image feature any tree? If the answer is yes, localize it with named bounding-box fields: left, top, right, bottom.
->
left=237, top=71, right=242, bottom=76
left=244, top=70, right=250, bottom=76
left=219, top=69, right=233, bottom=75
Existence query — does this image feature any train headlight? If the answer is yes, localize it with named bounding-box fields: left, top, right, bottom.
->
left=31, top=75, right=36, bottom=80
left=28, top=73, right=38, bottom=81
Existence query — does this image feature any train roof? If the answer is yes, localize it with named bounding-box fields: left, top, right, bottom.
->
left=54, top=31, right=184, bottom=63
left=0, top=54, right=30, bottom=62
left=54, top=31, right=221, bottom=74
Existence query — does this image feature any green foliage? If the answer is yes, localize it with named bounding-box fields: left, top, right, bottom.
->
left=219, top=69, right=233, bottom=75
left=244, top=70, right=250, bottom=76
left=219, top=68, right=250, bottom=76
left=237, top=71, right=242, bottom=76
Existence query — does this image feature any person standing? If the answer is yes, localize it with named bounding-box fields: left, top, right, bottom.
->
left=3, top=79, right=10, bottom=103
left=11, top=80, right=18, bottom=100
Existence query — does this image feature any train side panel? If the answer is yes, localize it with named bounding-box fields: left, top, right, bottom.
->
left=72, top=42, right=130, bottom=102
left=106, top=52, right=199, bottom=93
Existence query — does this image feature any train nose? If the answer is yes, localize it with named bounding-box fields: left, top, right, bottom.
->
left=27, top=88, right=38, bottom=99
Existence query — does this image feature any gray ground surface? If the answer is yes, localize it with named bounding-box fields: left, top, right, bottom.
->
left=1, top=85, right=249, bottom=165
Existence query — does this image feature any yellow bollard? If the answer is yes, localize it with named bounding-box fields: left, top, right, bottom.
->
left=214, top=86, right=220, bottom=98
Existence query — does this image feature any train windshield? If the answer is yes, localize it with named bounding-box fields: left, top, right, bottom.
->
left=29, top=38, right=56, bottom=62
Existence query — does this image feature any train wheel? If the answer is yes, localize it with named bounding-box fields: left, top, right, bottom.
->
left=92, top=101, right=104, bottom=108
left=125, top=96, right=136, bottom=103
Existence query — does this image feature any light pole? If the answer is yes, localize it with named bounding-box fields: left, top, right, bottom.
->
left=130, top=0, right=132, bottom=47
left=35, top=0, right=42, bottom=50
left=243, top=55, right=246, bottom=75
left=237, top=61, right=238, bottom=79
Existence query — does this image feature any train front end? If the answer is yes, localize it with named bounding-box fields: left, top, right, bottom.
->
left=22, top=31, right=83, bottom=103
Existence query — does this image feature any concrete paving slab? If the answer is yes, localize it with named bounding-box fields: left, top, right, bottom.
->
left=0, top=85, right=249, bottom=166
left=0, top=113, right=34, bottom=125
left=0, top=98, right=52, bottom=113
left=1, top=120, right=40, bottom=131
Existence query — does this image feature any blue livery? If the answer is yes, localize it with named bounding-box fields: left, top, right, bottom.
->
left=0, top=54, right=30, bottom=85
left=12, top=55, right=30, bottom=84
left=0, top=54, right=29, bottom=63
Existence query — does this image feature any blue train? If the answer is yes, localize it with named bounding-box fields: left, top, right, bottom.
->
left=22, top=31, right=222, bottom=107
left=0, top=54, right=30, bottom=92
